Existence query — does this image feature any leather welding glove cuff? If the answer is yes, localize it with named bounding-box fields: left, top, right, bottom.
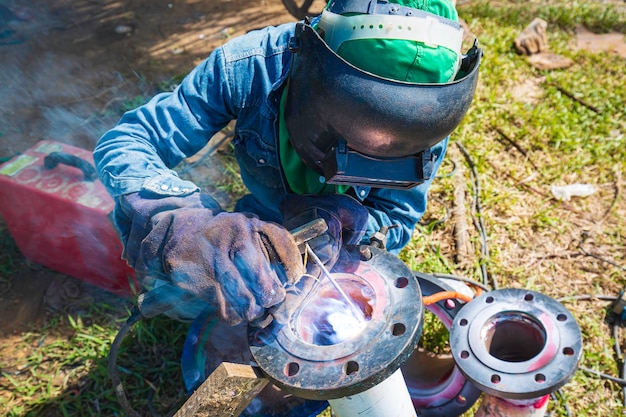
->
left=281, top=194, right=369, bottom=270
left=115, top=191, right=223, bottom=268
left=116, top=192, right=305, bottom=325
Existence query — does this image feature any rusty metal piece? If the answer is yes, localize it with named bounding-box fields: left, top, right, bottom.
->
left=291, top=218, right=328, bottom=249
left=514, top=18, right=548, bottom=55
left=249, top=245, right=424, bottom=400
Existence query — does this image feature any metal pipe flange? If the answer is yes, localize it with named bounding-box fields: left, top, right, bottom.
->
left=249, top=245, right=424, bottom=401
left=402, top=273, right=482, bottom=417
left=450, top=288, right=582, bottom=400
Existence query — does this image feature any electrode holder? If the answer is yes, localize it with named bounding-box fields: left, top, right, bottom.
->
left=450, top=288, right=582, bottom=399
left=249, top=245, right=424, bottom=400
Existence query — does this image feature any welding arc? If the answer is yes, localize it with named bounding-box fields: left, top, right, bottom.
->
left=305, top=243, right=365, bottom=323
left=422, top=290, right=473, bottom=306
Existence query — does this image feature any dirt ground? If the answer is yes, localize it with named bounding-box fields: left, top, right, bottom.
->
left=0, top=0, right=327, bottom=336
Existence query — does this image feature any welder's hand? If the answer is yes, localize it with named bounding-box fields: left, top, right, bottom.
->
left=116, top=191, right=223, bottom=268
left=281, top=194, right=369, bottom=270
left=117, top=192, right=305, bottom=325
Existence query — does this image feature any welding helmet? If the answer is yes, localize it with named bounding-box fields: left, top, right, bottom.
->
left=284, top=0, right=482, bottom=189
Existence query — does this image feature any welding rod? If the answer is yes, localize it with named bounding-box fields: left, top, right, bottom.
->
left=305, top=243, right=365, bottom=323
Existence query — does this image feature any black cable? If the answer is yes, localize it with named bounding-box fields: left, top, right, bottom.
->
left=579, top=366, right=626, bottom=386
left=576, top=232, right=626, bottom=271
left=435, top=158, right=457, bottom=179
left=431, top=272, right=491, bottom=292
left=577, top=245, right=626, bottom=272
left=557, top=294, right=618, bottom=303
left=552, top=389, right=572, bottom=417
left=420, top=202, right=450, bottom=230
left=612, top=322, right=626, bottom=406
left=455, top=142, right=495, bottom=289
left=108, top=306, right=145, bottom=417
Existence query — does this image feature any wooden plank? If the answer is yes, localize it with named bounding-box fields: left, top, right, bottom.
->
left=173, top=362, right=269, bottom=417
left=452, top=152, right=473, bottom=267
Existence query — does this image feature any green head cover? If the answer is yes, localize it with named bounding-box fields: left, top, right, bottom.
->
left=318, top=0, right=461, bottom=83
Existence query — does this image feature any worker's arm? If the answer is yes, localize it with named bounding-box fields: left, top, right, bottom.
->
left=93, top=45, right=235, bottom=199
left=93, top=28, right=302, bottom=324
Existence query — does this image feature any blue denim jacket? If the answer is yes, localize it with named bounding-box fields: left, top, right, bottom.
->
left=93, top=22, right=448, bottom=254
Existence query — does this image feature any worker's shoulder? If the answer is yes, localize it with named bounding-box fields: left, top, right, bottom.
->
left=221, top=22, right=296, bottom=63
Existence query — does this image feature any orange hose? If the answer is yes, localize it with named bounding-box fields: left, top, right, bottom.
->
left=473, top=286, right=483, bottom=297
left=422, top=290, right=474, bottom=306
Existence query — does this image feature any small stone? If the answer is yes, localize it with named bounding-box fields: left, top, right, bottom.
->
left=527, top=52, right=574, bottom=70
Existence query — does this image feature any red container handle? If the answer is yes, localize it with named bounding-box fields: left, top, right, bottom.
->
left=43, top=151, right=97, bottom=182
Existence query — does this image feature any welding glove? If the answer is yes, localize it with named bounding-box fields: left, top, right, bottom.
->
left=116, top=191, right=305, bottom=325
left=281, top=194, right=369, bottom=270
left=267, top=273, right=320, bottom=326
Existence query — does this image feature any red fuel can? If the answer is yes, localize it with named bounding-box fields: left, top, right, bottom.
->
left=0, top=140, right=136, bottom=296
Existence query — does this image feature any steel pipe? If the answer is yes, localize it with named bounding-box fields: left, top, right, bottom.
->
left=474, top=395, right=550, bottom=417
left=328, top=368, right=417, bottom=417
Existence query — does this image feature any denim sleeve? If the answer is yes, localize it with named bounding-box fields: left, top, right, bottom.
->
left=93, top=47, right=235, bottom=198
left=361, top=138, right=449, bottom=254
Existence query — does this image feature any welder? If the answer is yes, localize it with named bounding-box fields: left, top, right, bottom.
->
left=93, top=0, right=481, bottom=326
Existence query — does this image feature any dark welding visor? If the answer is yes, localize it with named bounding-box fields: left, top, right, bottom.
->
left=284, top=21, right=482, bottom=189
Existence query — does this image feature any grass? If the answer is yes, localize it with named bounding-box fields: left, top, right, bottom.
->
left=401, top=1, right=626, bottom=415
left=0, top=300, right=189, bottom=416
left=1, top=0, right=625, bottom=416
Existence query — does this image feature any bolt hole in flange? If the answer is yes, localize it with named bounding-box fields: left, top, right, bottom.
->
left=345, top=361, right=359, bottom=375
left=395, top=277, right=409, bottom=288
left=285, top=362, right=300, bottom=377
left=392, top=323, right=406, bottom=336
left=450, top=288, right=583, bottom=399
